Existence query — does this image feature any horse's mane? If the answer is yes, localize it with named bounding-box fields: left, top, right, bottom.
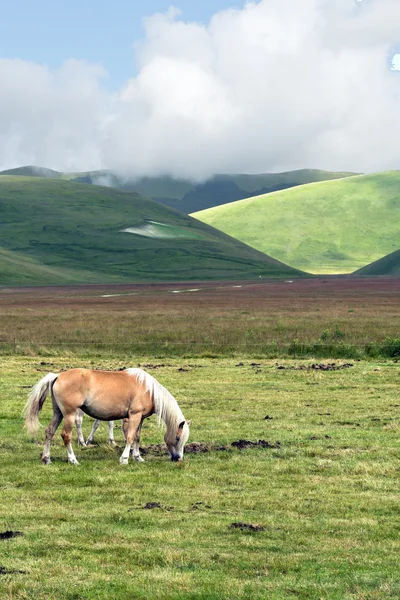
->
left=126, top=368, right=184, bottom=431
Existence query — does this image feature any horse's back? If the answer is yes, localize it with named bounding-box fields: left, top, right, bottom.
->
left=52, top=368, right=149, bottom=420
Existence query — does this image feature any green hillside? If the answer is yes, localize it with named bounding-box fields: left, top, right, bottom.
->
left=0, top=166, right=356, bottom=213
left=0, top=165, right=62, bottom=178
left=353, top=249, right=400, bottom=276
left=0, top=176, right=304, bottom=285
left=192, top=172, right=400, bottom=274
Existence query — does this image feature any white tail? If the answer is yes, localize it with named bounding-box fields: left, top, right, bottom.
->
left=24, top=373, right=59, bottom=434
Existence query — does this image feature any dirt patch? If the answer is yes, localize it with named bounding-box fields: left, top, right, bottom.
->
left=231, top=439, right=281, bottom=450
left=140, top=439, right=280, bottom=455
left=0, top=566, right=26, bottom=575
left=0, top=531, right=23, bottom=541
left=276, top=362, right=353, bottom=371
left=230, top=522, right=265, bottom=532
left=143, top=502, right=174, bottom=511
left=140, top=363, right=171, bottom=370
left=191, top=501, right=211, bottom=510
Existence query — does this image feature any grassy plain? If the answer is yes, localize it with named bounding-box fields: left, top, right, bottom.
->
left=0, top=278, right=399, bottom=358
left=1, top=354, right=400, bottom=599
left=0, top=278, right=399, bottom=599
left=192, top=171, right=400, bottom=274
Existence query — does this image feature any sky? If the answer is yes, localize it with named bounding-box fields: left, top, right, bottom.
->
left=0, top=0, right=399, bottom=179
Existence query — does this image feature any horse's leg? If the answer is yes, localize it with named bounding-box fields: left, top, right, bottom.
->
left=86, top=419, right=101, bottom=445
left=75, top=409, right=86, bottom=446
left=120, top=412, right=142, bottom=465
left=108, top=421, right=116, bottom=445
left=131, top=420, right=144, bottom=462
left=42, top=402, right=63, bottom=465
left=61, top=413, right=80, bottom=465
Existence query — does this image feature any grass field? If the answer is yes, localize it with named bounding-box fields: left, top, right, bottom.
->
left=1, top=278, right=399, bottom=599
left=192, top=171, right=400, bottom=274
left=0, top=278, right=399, bottom=359
left=0, top=176, right=302, bottom=285
left=1, top=354, right=400, bottom=599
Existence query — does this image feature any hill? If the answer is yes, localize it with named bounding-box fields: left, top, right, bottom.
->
left=192, top=172, right=400, bottom=274
left=0, top=176, right=304, bottom=285
left=353, top=249, right=400, bottom=276
left=0, top=166, right=357, bottom=213
left=0, top=165, right=62, bottom=178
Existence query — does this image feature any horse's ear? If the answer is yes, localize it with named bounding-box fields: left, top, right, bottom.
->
left=187, top=420, right=192, bottom=426
left=178, top=420, right=185, bottom=431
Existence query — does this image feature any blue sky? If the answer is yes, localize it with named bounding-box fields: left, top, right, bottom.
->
left=0, top=0, right=244, bottom=89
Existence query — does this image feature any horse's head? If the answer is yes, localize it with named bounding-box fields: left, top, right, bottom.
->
left=165, top=419, right=191, bottom=461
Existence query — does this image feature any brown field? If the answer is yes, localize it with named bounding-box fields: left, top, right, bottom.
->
left=0, top=277, right=399, bottom=357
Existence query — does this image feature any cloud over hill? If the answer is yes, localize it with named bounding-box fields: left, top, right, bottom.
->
left=1, top=0, right=400, bottom=178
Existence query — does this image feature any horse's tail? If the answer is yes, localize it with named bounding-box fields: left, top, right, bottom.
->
left=23, top=372, right=59, bottom=434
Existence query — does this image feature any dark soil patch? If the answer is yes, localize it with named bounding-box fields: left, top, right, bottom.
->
left=140, top=363, right=171, bottom=370
left=231, top=439, right=281, bottom=449
left=191, top=501, right=211, bottom=510
left=276, top=362, right=353, bottom=371
left=143, top=502, right=174, bottom=511
left=140, top=439, right=280, bottom=455
left=0, top=566, right=27, bottom=575
left=0, top=531, right=23, bottom=541
left=230, top=522, right=264, bottom=532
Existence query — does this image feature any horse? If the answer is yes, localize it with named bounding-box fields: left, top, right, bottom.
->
left=24, top=367, right=190, bottom=465
left=75, top=411, right=116, bottom=446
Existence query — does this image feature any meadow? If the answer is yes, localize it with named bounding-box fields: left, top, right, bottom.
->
left=193, top=171, right=400, bottom=274
left=0, top=278, right=399, bottom=359
left=0, top=278, right=400, bottom=599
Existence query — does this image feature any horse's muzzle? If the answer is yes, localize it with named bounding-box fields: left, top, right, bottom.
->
left=170, top=454, right=182, bottom=462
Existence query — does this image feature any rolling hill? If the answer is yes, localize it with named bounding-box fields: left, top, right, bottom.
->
left=0, top=166, right=357, bottom=214
left=192, top=172, right=400, bottom=275
left=353, top=249, right=400, bottom=276
left=0, top=176, right=304, bottom=285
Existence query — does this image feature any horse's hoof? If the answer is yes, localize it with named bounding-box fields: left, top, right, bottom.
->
left=134, top=455, right=145, bottom=462
left=119, top=457, right=129, bottom=465
left=77, top=441, right=87, bottom=447
left=68, top=459, right=80, bottom=465
left=108, top=440, right=116, bottom=446
left=42, top=456, right=51, bottom=465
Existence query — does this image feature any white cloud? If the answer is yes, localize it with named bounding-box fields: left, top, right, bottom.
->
left=1, top=0, right=400, bottom=178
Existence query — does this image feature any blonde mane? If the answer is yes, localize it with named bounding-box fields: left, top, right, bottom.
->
left=126, top=368, right=184, bottom=432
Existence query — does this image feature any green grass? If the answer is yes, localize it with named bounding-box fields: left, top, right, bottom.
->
left=1, top=355, right=400, bottom=599
left=192, top=172, right=400, bottom=274
left=0, top=176, right=303, bottom=284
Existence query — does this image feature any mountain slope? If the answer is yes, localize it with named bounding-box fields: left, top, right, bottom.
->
left=192, top=171, right=400, bottom=274
left=0, top=176, right=304, bottom=285
left=353, top=249, right=400, bottom=276
left=0, top=166, right=357, bottom=213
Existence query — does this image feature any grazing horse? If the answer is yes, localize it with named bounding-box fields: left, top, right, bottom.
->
left=24, top=368, right=190, bottom=465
